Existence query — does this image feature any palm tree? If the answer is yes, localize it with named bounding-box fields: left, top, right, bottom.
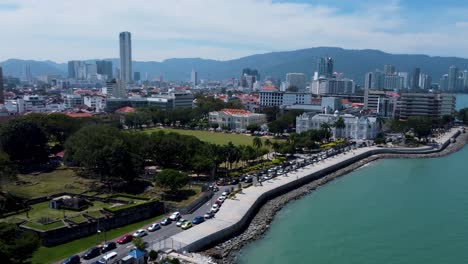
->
left=252, top=137, right=263, bottom=162
left=264, top=139, right=272, bottom=160
left=334, top=117, right=345, bottom=139
left=320, top=123, right=332, bottom=142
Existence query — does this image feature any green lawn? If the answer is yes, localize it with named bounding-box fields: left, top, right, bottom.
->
left=23, top=220, right=65, bottom=231
left=3, top=169, right=97, bottom=199
left=31, top=213, right=166, bottom=264
left=144, top=128, right=281, bottom=146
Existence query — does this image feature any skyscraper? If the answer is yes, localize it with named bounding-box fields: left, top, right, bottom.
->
left=191, top=69, right=198, bottom=86
left=96, top=60, right=113, bottom=80
left=0, top=67, right=4, bottom=104
left=411, top=67, right=421, bottom=90
left=317, top=57, right=334, bottom=78
left=134, top=72, right=141, bottom=82
left=384, top=64, right=396, bottom=75
left=448, top=65, right=459, bottom=91
left=119, top=31, right=132, bottom=83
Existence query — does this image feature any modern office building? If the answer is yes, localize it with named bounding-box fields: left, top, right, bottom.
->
left=23, top=95, right=46, bottom=112
left=296, top=113, right=379, bottom=140
left=85, top=64, right=97, bottom=80
left=364, top=71, right=384, bottom=90
left=383, top=74, right=404, bottom=90
left=419, top=74, right=432, bottom=90
left=67, top=60, right=84, bottom=79
left=398, top=93, right=456, bottom=120
left=106, top=92, right=194, bottom=112
left=411, top=68, right=421, bottom=90
left=311, top=78, right=355, bottom=95
left=119, top=31, right=132, bottom=83
left=0, top=66, right=4, bottom=104
left=191, top=69, right=198, bottom=86
left=208, top=109, right=267, bottom=131
left=96, top=60, right=113, bottom=80
left=285, top=73, right=306, bottom=91
left=363, top=90, right=398, bottom=118
left=317, top=57, right=334, bottom=78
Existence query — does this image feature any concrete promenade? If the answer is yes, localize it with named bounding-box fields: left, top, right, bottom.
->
left=154, top=128, right=463, bottom=253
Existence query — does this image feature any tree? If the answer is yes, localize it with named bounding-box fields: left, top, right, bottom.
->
left=246, top=124, right=261, bottom=132
left=334, top=117, right=346, bottom=139
left=0, top=152, right=16, bottom=187
left=149, top=250, right=158, bottom=261
left=264, top=139, right=272, bottom=159
left=65, top=125, right=143, bottom=182
left=252, top=137, right=263, bottom=162
left=458, top=108, right=468, bottom=125
left=132, top=237, right=146, bottom=251
left=0, top=223, right=40, bottom=264
left=408, top=117, right=432, bottom=140
left=154, top=169, right=190, bottom=193
left=0, top=118, right=48, bottom=164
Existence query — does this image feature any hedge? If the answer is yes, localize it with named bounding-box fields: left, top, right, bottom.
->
left=103, top=200, right=158, bottom=214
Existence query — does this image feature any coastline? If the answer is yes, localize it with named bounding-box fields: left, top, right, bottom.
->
left=203, top=132, right=468, bottom=264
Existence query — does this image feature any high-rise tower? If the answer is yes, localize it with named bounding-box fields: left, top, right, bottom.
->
left=119, top=31, right=132, bottom=83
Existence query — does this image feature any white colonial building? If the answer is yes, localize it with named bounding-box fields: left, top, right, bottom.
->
left=209, top=109, right=267, bottom=131
left=296, top=112, right=379, bottom=140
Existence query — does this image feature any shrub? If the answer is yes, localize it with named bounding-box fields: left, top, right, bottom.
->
left=149, top=250, right=158, bottom=260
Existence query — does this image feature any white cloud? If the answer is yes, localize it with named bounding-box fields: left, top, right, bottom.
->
left=1, top=0, right=468, bottom=62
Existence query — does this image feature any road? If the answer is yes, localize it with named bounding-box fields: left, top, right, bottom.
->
left=80, top=186, right=231, bottom=264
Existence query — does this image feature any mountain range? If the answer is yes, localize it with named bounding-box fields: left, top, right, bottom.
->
left=2, top=47, right=468, bottom=85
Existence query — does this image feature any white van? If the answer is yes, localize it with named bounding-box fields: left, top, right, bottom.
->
left=97, top=251, right=118, bottom=264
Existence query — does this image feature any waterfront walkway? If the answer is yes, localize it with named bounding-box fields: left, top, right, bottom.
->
left=152, top=128, right=462, bottom=253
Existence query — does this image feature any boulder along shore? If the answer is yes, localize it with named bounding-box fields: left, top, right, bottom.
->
left=202, top=131, right=468, bottom=264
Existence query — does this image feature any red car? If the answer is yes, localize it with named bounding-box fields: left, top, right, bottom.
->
left=117, top=234, right=133, bottom=244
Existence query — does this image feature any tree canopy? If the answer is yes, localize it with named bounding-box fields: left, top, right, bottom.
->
left=154, top=169, right=190, bottom=193
left=0, top=223, right=40, bottom=264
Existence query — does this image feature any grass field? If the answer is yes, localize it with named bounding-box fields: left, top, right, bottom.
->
left=144, top=127, right=282, bottom=146
left=3, top=169, right=96, bottom=199
left=31, top=213, right=166, bottom=264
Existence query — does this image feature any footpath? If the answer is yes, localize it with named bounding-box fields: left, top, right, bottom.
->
left=152, top=127, right=464, bottom=259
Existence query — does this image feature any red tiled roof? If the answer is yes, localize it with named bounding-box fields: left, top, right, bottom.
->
left=262, top=86, right=278, bottom=91
left=221, top=108, right=252, bottom=115
left=115, top=106, right=136, bottom=113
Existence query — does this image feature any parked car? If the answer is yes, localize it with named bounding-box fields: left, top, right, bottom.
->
left=101, top=242, right=117, bottom=253
left=192, top=216, right=205, bottom=224
left=244, top=177, right=253, bottom=183
left=230, top=179, right=239, bottom=185
left=217, top=196, right=225, bottom=202
left=221, top=191, right=228, bottom=197
left=181, top=221, right=192, bottom=230
left=176, top=218, right=188, bottom=227
left=97, top=252, right=118, bottom=264
left=148, top=223, right=161, bottom=232
left=132, top=229, right=147, bottom=238
left=117, top=234, right=133, bottom=244
left=176, top=218, right=187, bottom=227
left=204, top=211, right=214, bottom=219
left=211, top=204, right=219, bottom=212
left=209, top=185, right=219, bottom=192
left=82, top=247, right=101, bottom=260
left=215, top=200, right=223, bottom=207
left=169, top=212, right=181, bottom=221
left=160, top=218, right=172, bottom=226
left=62, top=255, right=80, bottom=264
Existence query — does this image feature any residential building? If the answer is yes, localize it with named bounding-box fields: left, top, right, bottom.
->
left=23, top=95, right=46, bottom=112
left=4, top=98, right=25, bottom=114
left=83, top=95, right=106, bottom=112
left=398, top=93, right=456, bottom=120
left=68, top=60, right=84, bottom=79
left=383, top=74, right=404, bottom=90
left=85, top=64, right=97, bottom=80
left=364, top=71, right=384, bottom=90
left=296, top=113, right=378, bottom=140
left=448, top=65, right=458, bottom=91
left=63, top=94, right=83, bottom=109
left=208, top=109, right=267, bottom=131
left=119, top=31, right=132, bottom=83
left=419, top=74, right=432, bottom=90
left=96, top=60, right=113, bottom=80
left=105, top=79, right=126, bottom=98
left=240, top=68, right=259, bottom=89
left=384, top=64, right=396, bottom=75
left=363, top=90, right=398, bottom=118
left=439, top=74, right=448, bottom=91
left=312, top=78, right=355, bottom=95
left=285, top=73, right=306, bottom=91
left=105, top=92, right=194, bottom=112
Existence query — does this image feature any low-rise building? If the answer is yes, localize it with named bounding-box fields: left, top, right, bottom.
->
left=296, top=112, right=379, bottom=140
left=209, top=109, right=267, bottom=131
left=23, top=95, right=46, bottom=112
left=398, top=93, right=456, bottom=120
left=83, top=95, right=106, bottom=112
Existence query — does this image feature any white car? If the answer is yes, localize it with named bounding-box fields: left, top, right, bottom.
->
left=221, top=191, right=228, bottom=197
left=217, top=196, right=225, bottom=202
left=169, top=212, right=181, bottom=221
left=176, top=218, right=186, bottom=227
left=147, top=223, right=161, bottom=232
left=132, top=229, right=147, bottom=238
left=211, top=204, right=219, bottom=213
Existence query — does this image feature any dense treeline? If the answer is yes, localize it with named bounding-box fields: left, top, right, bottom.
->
left=458, top=108, right=468, bottom=125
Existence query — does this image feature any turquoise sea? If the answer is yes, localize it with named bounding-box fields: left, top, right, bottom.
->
left=237, top=95, right=468, bottom=264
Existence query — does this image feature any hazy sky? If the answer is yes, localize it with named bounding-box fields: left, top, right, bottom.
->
left=2, top=0, right=468, bottom=62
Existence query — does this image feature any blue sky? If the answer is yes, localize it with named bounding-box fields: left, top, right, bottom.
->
left=2, top=0, right=468, bottom=62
